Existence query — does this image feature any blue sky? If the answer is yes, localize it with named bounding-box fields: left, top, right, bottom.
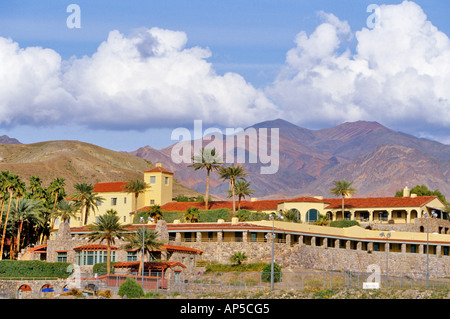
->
left=0, top=1, right=449, bottom=151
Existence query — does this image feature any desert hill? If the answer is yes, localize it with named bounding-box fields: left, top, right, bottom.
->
left=0, top=140, right=200, bottom=197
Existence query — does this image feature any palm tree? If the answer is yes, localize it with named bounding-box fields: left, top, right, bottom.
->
left=47, top=177, right=66, bottom=229
left=84, top=210, right=129, bottom=275
left=123, top=227, right=163, bottom=274
left=315, top=214, right=330, bottom=226
left=11, top=198, right=43, bottom=255
left=27, top=176, right=47, bottom=201
left=123, top=179, right=149, bottom=215
left=72, top=182, right=104, bottom=226
left=0, top=173, right=20, bottom=259
left=230, top=251, right=248, bottom=265
left=54, top=199, right=80, bottom=223
left=184, top=207, right=200, bottom=223
left=0, top=171, right=10, bottom=241
left=189, top=148, right=223, bottom=210
left=218, top=164, right=248, bottom=214
left=228, top=180, right=254, bottom=210
left=149, top=205, right=163, bottom=222
left=330, top=179, right=356, bottom=220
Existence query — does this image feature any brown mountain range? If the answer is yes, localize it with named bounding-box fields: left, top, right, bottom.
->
left=129, top=119, right=450, bottom=200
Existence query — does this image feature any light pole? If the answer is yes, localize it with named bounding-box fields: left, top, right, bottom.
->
left=424, top=210, right=437, bottom=289
left=379, top=232, right=391, bottom=289
left=266, top=214, right=283, bottom=290
left=140, top=216, right=154, bottom=288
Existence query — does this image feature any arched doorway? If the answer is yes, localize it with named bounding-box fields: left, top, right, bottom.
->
left=41, top=284, right=54, bottom=294
left=306, top=209, right=319, bottom=223
left=18, top=284, right=32, bottom=299
left=287, top=208, right=301, bottom=222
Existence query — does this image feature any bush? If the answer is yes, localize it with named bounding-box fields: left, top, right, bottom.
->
left=93, top=262, right=117, bottom=275
left=97, top=290, right=112, bottom=298
left=0, top=260, right=72, bottom=278
left=261, top=263, right=282, bottom=283
left=329, top=220, right=360, bottom=228
left=118, top=277, right=144, bottom=298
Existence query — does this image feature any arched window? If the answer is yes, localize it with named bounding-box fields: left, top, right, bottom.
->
left=287, top=208, right=301, bottom=222
left=306, top=209, right=319, bottom=223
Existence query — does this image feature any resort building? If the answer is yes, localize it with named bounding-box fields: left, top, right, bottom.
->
left=37, top=162, right=450, bottom=279
left=62, top=163, right=174, bottom=227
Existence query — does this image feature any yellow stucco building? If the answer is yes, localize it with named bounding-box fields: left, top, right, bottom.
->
left=59, top=163, right=174, bottom=228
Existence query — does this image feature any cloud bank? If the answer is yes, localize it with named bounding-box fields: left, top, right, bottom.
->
left=267, top=1, right=450, bottom=132
left=0, top=1, right=449, bottom=139
left=0, top=27, right=280, bottom=130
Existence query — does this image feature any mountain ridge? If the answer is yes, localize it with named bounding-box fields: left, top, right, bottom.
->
left=129, top=119, right=450, bottom=199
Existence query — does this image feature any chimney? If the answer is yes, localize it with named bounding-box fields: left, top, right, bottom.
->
left=403, top=186, right=410, bottom=197
left=410, top=193, right=417, bottom=198
left=250, top=197, right=258, bottom=202
left=314, top=196, right=323, bottom=200
left=156, top=163, right=163, bottom=168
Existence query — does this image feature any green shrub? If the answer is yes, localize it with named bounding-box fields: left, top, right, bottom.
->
left=118, top=277, right=144, bottom=298
left=261, top=263, right=282, bottom=283
left=0, top=260, right=72, bottom=278
left=330, top=220, right=360, bottom=228
left=93, top=262, right=117, bottom=275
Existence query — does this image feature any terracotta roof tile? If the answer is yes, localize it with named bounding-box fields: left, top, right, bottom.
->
left=322, top=196, right=439, bottom=209
left=93, top=181, right=128, bottom=193
left=159, top=200, right=280, bottom=212
left=144, top=167, right=174, bottom=174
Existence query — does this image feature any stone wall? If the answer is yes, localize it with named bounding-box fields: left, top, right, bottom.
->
left=176, top=237, right=450, bottom=279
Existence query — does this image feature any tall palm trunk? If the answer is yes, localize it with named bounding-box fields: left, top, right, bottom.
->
left=16, top=220, right=24, bottom=255
left=0, top=191, right=13, bottom=259
left=106, top=239, right=111, bottom=275
left=231, top=179, right=236, bottom=214
left=0, top=199, right=5, bottom=237
left=342, top=196, right=345, bottom=219
left=205, top=169, right=210, bottom=210
left=51, top=194, right=58, bottom=230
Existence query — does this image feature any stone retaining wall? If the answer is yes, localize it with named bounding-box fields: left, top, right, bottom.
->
left=178, top=239, right=450, bottom=279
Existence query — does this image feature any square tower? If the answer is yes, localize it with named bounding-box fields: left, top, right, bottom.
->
left=142, top=163, right=174, bottom=207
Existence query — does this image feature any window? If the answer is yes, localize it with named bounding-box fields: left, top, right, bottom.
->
left=57, top=252, right=67, bottom=262
left=124, top=197, right=127, bottom=204
left=165, top=177, right=169, bottom=185
left=150, top=176, right=156, bottom=184
left=111, top=198, right=117, bottom=206
left=76, top=251, right=116, bottom=266
left=174, top=271, right=181, bottom=283
left=150, top=200, right=155, bottom=205
left=250, top=232, right=257, bottom=242
left=123, top=216, right=126, bottom=222
left=127, top=251, right=137, bottom=261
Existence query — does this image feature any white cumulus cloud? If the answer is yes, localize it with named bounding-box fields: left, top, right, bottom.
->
left=267, top=1, right=450, bottom=132
left=0, top=27, right=280, bottom=130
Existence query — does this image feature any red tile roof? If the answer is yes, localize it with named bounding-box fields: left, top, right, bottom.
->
left=322, top=196, right=439, bottom=209
left=161, top=245, right=203, bottom=255
left=93, top=181, right=128, bottom=193
left=113, top=261, right=186, bottom=270
left=144, top=167, right=174, bottom=175
left=158, top=199, right=280, bottom=212
left=73, top=244, right=118, bottom=251
left=28, top=244, right=47, bottom=254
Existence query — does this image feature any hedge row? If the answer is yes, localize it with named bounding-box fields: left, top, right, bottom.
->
left=0, top=260, right=72, bottom=278
left=161, top=208, right=268, bottom=223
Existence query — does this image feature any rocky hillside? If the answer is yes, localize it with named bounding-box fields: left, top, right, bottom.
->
left=0, top=140, right=200, bottom=197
